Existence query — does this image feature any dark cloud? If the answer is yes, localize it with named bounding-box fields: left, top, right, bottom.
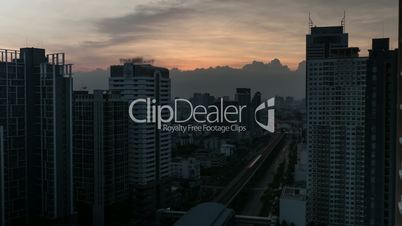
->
left=71, top=0, right=397, bottom=71
left=170, top=59, right=305, bottom=99
left=84, top=0, right=398, bottom=50
left=85, top=2, right=197, bottom=47
left=73, top=59, right=305, bottom=99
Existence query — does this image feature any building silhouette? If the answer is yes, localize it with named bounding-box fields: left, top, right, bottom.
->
left=109, top=63, right=171, bottom=225
left=73, top=90, right=129, bottom=226
left=0, top=48, right=73, bottom=225
left=189, top=93, right=215, bottom=107
left=306, top=26, right=367, bottom=225
left=396, top=0, right=402, bottom=224
left=365, top=38, right=398, bottom=226
left=0, top=125, right=4, bottom=226
left=250, top=91, right=262, bottom=135
left=235, top=88, right=251, bottom=131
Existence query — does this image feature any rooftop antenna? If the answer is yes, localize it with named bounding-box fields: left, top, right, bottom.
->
left=341, top=11, right=346, bottom=32
left=309, top=12, right=314, bottom=33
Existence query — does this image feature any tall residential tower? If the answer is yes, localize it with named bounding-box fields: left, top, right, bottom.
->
left=365, top=38, right=398, bottom=226
left=395, top=0, right=402, bottom=224
left=306, top=26, right=367, bottom=225
left=109, top=62, right=171, bottom=224
left=73, top=90, right=129, bottom=226
left=0, top=48, right=74, bottom=225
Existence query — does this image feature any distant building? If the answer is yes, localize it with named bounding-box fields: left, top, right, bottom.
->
left=73, top=90, right=129, bottom=226
left=275, top=96, right=285, bottom=107
left=203, top=137, right=223, bottom=152
left=171, top=157, right=200, bottom=180
left=285, top=96, right=294, bottom=105
left=280, top=187, right=306, bottom=226
left=0, top=48, right=74, bottom=225
left=173, top=133, right=194, bottom=147
left=190, top=93, right=215, bottom=106
left=250, top=91, right=262, bottom=135
left=235, top=88, right=251, bottom=130
left=109, top=63, right=171, bottom=224
left=194, top=150, right=226, bottom=168
left=220, top=144, right=235, bottom=157
left=294, top=144, right=308, bottom=183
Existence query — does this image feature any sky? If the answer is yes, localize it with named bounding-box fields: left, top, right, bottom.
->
left=0, top=0, right=398, bottom=71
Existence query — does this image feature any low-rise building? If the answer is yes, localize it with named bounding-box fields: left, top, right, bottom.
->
left=279, top=187, right=306, bottom=226
left=220, top=144, right=236, bottom=157
left=171, top=157, right=200, bottom=180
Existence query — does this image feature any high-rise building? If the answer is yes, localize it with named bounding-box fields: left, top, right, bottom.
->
left=0, top=48, right=74, bottom=225
left=235, top=88, right=251, bottom=106
left=365, top=38, right=398, bottom=226
left=306, top=26, right=367, bottom=225
left=0, top=49, right=26, bottom=225
left=73, top=90, right=129, bottom=226
left=0, top=125, right=4, bottom=226
left=109, top=63, right=171, bottom=224
left=396, top=0, right=402, bottom=224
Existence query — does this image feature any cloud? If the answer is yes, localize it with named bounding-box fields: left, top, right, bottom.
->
left=170, top=58, right=305, bottom=99
left=73, top=0, right=397, bottom=71
left=73, top=58, right=306, bottom=99
left=86, top=2, right=197, bottom=48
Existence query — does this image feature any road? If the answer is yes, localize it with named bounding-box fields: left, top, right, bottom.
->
left=213, top=133, right=285, bottom=206
left=238, top=142, right=290, bottom=216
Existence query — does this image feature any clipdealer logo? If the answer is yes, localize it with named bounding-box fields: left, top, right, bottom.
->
left=128, top=97, right=275, bottom=133
left=255, top=97, right=275, bottom=133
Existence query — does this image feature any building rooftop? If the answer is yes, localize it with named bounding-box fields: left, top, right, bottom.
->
left=280, top=186, right=307, bottom=201
left=173, top=202, right=234, bottom=226
left=311, top=26, right=344, bottom=35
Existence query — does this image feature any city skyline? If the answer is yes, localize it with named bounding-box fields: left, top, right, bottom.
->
left=0, top=0, right=398, bottom=71
left=1, top=1, right=402, bottom=226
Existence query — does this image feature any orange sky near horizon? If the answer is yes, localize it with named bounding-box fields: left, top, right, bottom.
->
left=0, top=0, right=398, bottom=72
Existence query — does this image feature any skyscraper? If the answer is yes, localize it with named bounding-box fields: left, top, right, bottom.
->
left=365, top=38, right=398, bottom=226
left=109, top=62, right=171, bottom=224
left=0, top=49, right=26, bottom=225
left=0, top=125, right=4, bottom=226
left=396, top=0, right=402, bottom=224
left=306, top=26, right=367, bottom=225
left=73, top=90, right=129, bottom=226
left=0, top=48, right=74, bottom=225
